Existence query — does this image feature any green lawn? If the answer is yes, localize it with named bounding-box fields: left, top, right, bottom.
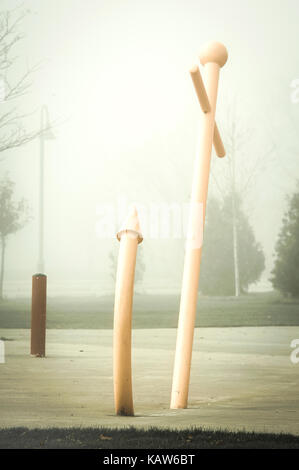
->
left=0, top=292, right=298, bottom=329
left=1, top=426, right=299, bottom=449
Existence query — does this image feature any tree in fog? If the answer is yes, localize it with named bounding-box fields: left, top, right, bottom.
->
left=0, top=176, right=30, bottom=299
left=200, top=196, right=265, bottom=295
left=0, top=7, right=46, bottom=154
left=270, top=185, right=299, bottom=297
left=211, top=104, right=273, bottom=296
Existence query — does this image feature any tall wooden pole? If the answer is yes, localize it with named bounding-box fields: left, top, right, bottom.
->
left=171, top=42, right=228, bottom=409
left=113, top=207, right=143, bottom=416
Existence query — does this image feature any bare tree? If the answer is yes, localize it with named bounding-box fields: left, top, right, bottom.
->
left=211, top=104, right=274, bottom=296
left=0, top=6, right=47, bottom=154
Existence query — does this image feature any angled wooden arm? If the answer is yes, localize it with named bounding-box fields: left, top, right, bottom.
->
left=190, top=64, right=225, bottom=158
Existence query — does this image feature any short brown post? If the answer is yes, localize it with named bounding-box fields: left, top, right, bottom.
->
left=31, top=273, right=47, bottom=357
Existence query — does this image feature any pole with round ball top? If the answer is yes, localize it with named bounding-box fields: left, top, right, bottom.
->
left=170, top=41, right=228, bottom=409
left=113, top=206, right=143, bottom=416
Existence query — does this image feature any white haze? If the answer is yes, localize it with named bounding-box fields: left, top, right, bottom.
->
left=1, top=0, right=299, bottom=296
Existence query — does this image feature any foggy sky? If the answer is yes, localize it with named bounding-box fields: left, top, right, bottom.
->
left=1, top=0, right=299, bottom=295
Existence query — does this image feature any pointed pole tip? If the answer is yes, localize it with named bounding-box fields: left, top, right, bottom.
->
left=116, top=205, right=143, bottom=243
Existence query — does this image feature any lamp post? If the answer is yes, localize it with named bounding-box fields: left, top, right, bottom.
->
left=30, top=105, right=54, bottom=357
left=37, top=105, right=55, bottom=274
